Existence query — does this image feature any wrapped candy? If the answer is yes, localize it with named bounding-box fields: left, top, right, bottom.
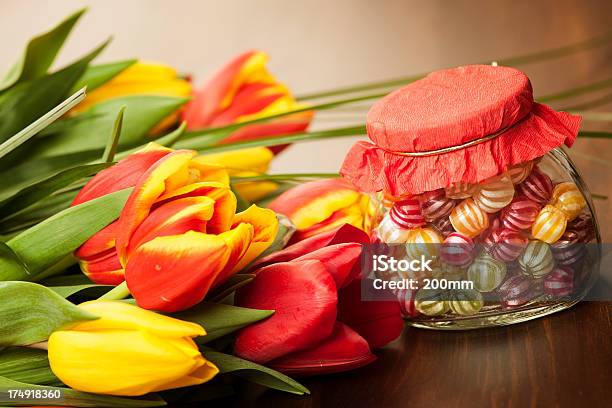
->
left=377, top=214, right=412, bottom=244
left=500, top=195, right=541, bottom=231
left=445, top=182, right=477, bottom=199
left=414, top=289, right=450, bottom=316
left=405, top=227, right=444, bottom=261
left=397, top=288, right=420, bottom=318
left=497, top=274, right=535, bottom=308
left=518, top=240, right=554, bottom=279
left=551, top=182, right=587, bottom=221
left=420, top=189, right=455, bottom=221
left=532, top=205, right=567, bottom=244
left=507, top=160, right=534, bottom=184
left=449, top=198, right=489, bottom=238
left=440, top=232, right=475, bottom=267
left=550, top=230, right=586, bottom=267
left=449, top=289, right=484, bottom=316
left=518, top=167, right=553, bottom=205
left=389, top=198, right=426, bottom=229
left=543, top=267, right=574, bottom=297
left=484, top=228, right=528, bottom=262
left=473, top=173, right=515, bottom=213
left=467, top=252, right=507, bottom=292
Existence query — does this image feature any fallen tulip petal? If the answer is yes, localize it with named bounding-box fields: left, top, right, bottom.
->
left=234, top=260, right=338, bottom=364
left=337, top=279, right=404, bottom=349
left=269, top=322, right=376, bottom=376
left=125, top=231, right=229, bottom=312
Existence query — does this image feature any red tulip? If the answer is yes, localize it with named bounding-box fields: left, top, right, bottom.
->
left=234, top=224, right=403, bottom=375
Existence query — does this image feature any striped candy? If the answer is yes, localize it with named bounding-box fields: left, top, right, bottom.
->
left=389, top=198, right=426, bottom=229
left=449, top=198, right=489, bottom=238
left=435, top=263, right=467, bottom=281
left=568, top=212, right=595, bottom=242
left=551, top=230, right=586, bottom=267
left=518, top=167, right=553, bottom=204
left=449, top=289, right=484, bottom=316
left=431, top=216, right=454, bottom=237
left=485, top=228, right=528, bottom=262
left=445, top=181, right=477, bottom=199
left=397, top=288, right=420, bottom=318
left=552, top=182, right=587, bottom=221
left=518, top=240, right=555, bottom=279
left=414, top=289, right=450, bottom=316
left=467, top=251, right=507, bottom=292
left=507, top=160, right=534, bottom=184
left=543, top=267, right=574, bottom=297
left=405, top=227, right=444, bottom=261
left=500, top=195, right=541, bottom=231
left=532, top=205, right=568, bottom=244
left=377, top=214, right=412, bottom=244
left=440, top=232, right=475, bottom=267
left=420, top=189, right=455, bottom=221
left=473, top=173, right=515, bottom=213
left=497, top=275, right=534, bottom=308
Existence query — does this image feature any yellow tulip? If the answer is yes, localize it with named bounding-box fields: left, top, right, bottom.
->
left=48, top=301, right=218, bottom=396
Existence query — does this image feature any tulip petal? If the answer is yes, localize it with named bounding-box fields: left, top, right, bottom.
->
left=79, top=250, right=124, bottom=285
left=337, top=279, right=404, bottom=349
left=222, top=119, right=311, bottom=154
left=125, top=231, right=229, bottom=312
left=229, top=205, right=279, bottom=273
left=187, top=161, right=230, bottom=185
left=234, top=260, right=338, bottom=364
left=291, top=200, right=365, bottom=243
left=251, top=224, right=369, bottom=271
left=213, top=223, right=255, bottom=287
left=75, top=301, right=206, bottom=338
left=75, top=220, right=120, bottom=260
left=115, top=150, right=197, bottom=263
left=295, top=243, right=363, bottom=289
left=269, top=322, right=376, bottom=376
left=72, top=143, right=172, bottom=206
left=157, top=182, right=237, bottom=234
left=268, top=178, right=362, bottom=230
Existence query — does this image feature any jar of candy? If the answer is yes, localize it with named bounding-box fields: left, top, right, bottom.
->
left=341, top=65, right=600, bottom=329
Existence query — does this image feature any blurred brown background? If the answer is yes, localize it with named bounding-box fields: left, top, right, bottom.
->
left=1, top=0, right=611, bottom=238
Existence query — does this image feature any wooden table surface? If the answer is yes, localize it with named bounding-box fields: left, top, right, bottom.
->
left=225, top=301, right=612, bottom=407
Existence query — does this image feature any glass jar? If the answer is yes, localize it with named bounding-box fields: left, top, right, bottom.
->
left=367, top=148, right=600, bottom=329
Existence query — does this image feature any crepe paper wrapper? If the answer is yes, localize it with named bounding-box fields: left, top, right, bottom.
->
left=340, top=65, right=581, bottom=197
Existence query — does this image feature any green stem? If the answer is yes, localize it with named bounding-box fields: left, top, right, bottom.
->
left=232, top=173, right=339, bottom=183
left=98, top=281, right=130, bottom=300
left=538, top=77, right=612, bottom=103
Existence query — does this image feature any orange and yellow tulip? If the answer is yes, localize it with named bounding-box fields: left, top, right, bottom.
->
left=73, top=143, right=278, bottom=312
left=268, top=178, right=370, bottom=243
left=48, top=301, right=218, bottom=396
left=182, top=50, right=312, bottom=153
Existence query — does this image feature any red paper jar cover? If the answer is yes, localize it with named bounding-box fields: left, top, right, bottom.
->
left=340, top=65, right=581, bottom=197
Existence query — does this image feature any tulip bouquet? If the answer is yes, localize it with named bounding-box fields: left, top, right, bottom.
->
left=0, top=8, right=611, bottom=407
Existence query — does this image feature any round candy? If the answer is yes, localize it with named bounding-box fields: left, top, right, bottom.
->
left=405, top=227, right=444, bottom=261
left=420, top=189, right=455, bottom=222
left=414, top=289, right=450, bottom=316
left=568, top=212, right=595, bottom=242
left=500, top=195, right=541, bottom=231
left=467, top=251, right=507, bottom=292
left=550, top=230, right=586, bottom=267
left=518, top=240, right=555, bottom=279
left=449, top=198, right=489, bottom=238
left=531, top=205, right=567, bottom=244
left=377, top=214, right=412, bottom=243
left=440, top=232, right=475, bottom=267
left=445, top=182, right=477, bottom=199
left=507, top=160, right=534, bottom=184
left=434, top=263, right=467, bottom=281
left=518, top=167, right=553, bottom=204
left=449, top=289, right=484, bottom=316
left=431, top=216, right=454, bottom=237
left=397, top=288, right=419, bottom=318
left=551, top=182, right=587, bottom=221
left=543, top=266, right=574, bottom=297
left=485, top=228, right=528, bottom=262
left=473, top=173, right=515, bottom=213
left=497, top=274, right=534, bottom=308
left=389, top=198, right=426, bottom=229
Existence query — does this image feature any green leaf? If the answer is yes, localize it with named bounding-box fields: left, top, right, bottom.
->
left=0, top=376, right=166, bottom=407
left=206, top=274, right=255, bottom=303
left=0, top=87, right=86, bottom=160
left=41, top=274, right=93, bottom=287
left=0, top=347, right=60, bottom=386
left=102, top=106, right=125, bottom=162
left=204, top=350, right=309, bottom=395
left=71, top=59, right=137, bottom=93
left=0, top=38, right=110, bottom=144
left=34, top=95, right=188, bottom=158
left=152, top=121, right=188, bottom=148
left=0, top=9, right=86, bottom=91
left=0, top=188, right=131, bottom=281
left=578, top=131, right=612, bottom=138
left=173, top=302, right=273, bottom=343
left=0, top=242, right=29, bottom=275
left=0, top=281, right=97, bottom=346
left=255, top=214, right=295, bottom=260
left=231, top=172, right=339, bottom=183
left=48, top=284, right=112, bottom=299
left=538, top=77, right=612, bottom=103
left=0, top=162, right=111, bottom=220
